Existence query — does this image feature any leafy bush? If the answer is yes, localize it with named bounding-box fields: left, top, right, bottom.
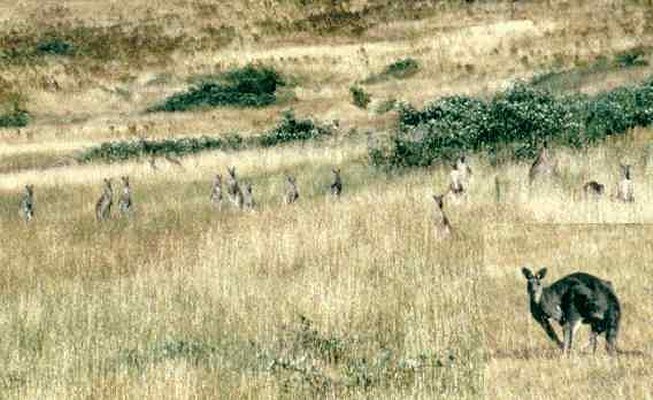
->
left=149, top=65, right=284, bottom=112
left=350, top=85, right=371, bottom=109
left=35, top=38, right=75, bottom=56
left=363, top=58, right=419, bottom=84
left=373, top=78, right=653, bottom=168
left=0, top=110, right=30, bottom=128
left=614, top=46, right=649, bottom=68
left=78, top=109, right=330, bottom=162
left=258, top=109, right=332, bottom=147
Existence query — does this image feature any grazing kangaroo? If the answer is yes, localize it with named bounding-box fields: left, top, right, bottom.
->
left=284, top=175, right=299, bottom=204
left=528, top=141, right=555, bottom=183
left=583, top=180, right=605, bottom=200
left=119, top=176, right=133, bottom=216
left=19, top=184, right=35, bottom=223
left=330, top=168, right=342, bottom=197
left=449, top=155, right=472, bottom=196
left=432, top=194, right=452, bottom=239
left=95, top=178, right=113, bottom=221
left=210, top=174, right=223, bottom=209
left=226, top=166, right=244, bottom=208
left=521, top=267, right=621, bottom=355
left=616, top=163, right=634, bottom=202
left=243, top=183, right=255, bottom=211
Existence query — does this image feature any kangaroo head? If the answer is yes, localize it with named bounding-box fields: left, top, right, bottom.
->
left=121, top=176, right=129, bottom=186
left=620, top=163, right=631, bottom=180
left=227, top=166, right=236, bottom=179
left=245, top=183, right=253, bottom=194
left=521, top=267, right=547, bottom=303
left=214, top=174, right=222, bottom=184
left=433, top=194, right=445, bottom=209
left=104, top=178, right=112, bottom=189
left=332, top=168, right=340, bottom=177
left=25, top=184, right=34, bottom=195
left=286, top=175, right=296, bottom=184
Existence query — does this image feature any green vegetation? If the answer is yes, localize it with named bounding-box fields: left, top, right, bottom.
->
left=350, top=85, right=371, bottom=109
left=148, top=65, right=284, bottom=112
left=363, top=58, right=419, bottom=84
left=0, top=94, right=30, bottom=128
left=0, top=23, right=235, bottom=64
left=371, top=78, right=653, bottom=168
left=78, top=109, right=332, bottom=162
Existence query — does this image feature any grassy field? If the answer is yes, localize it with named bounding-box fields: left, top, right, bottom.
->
left=1, top=1, right=653, bottom=399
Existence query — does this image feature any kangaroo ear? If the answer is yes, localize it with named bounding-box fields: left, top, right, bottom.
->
left=536, top=268, right=547, bottom=280
left=521, top=267, right=533, bottom=279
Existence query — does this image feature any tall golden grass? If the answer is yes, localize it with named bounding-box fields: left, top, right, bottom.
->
left=2, top=1, right=653, bottom=398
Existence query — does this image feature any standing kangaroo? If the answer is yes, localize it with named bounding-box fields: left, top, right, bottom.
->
left=210, top=174, right=223, bottom=209
left=284, top=175, right=299, bottom=204
left=616, top=163, right=634, bottom=202
left=432, top=194, right=452, bottom=239
left=119, top=176, right=133, bottom=216
left=449, top=155, right=472, bottom=196
left=243, top=183, right=255, bottom=211
left=330, top=168, right=342, bottom=197
left=226, top=166, right=244, bottom=208
left=528, top=141, right=555, bottom=183
left=95, top=178, right=113, bottom=221
left=19, top=184, right=35, bottom=223
left=521, top=267, right=621, bottom=355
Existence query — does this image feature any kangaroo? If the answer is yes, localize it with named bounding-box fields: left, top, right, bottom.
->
left=449, top=155, right=472, bottom=196
left=583, top=180, right=605, bottom=200
left=330, top=168, right=342, bottom=197
left=19, top=184, right=35, bottom=223
left=432, top=194, right=452, bottom=239
left=226, top=166, right=244, bottom=208
left=528, top=141, right=555, bottom=183
left=616, top=164, right=634, bottom=202
left=243, top=183, right=255, bottom=211
left=210, top=174, right=223, bottom=209
left=521, top=267, right=621, bottom=355
left=284, top=175, right=299, bottom=205
left=119, top=176, right=133, bottom=216
left=95, top=178, right=113, bottom=221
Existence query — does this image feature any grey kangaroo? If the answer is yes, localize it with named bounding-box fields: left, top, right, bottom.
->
left=521, top=267, right=620, bottom=355
left=449, top=155, right=472, bottom=195
left=432, top=194, right=452, bottom=239
left=284, top=175, right=299, bottom=204
left=210, top=174, right=223, bottom=209
left=330, top=168, right=342, bottom=197
left=226, top=166, right=244, bottom=208
left=20, top=184, right=35, bottom=223
left=528, top=141, right=555, bottom=183
left=616, top=163, right=634, bottom=202
left=119, top=176, right=133, bottom=216
left=243, top=183, right=255, bottom=211
left=95, top=178, right=113, bottom=221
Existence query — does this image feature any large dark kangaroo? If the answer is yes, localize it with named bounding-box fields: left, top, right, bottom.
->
left=521, top=267, right=621, bottom=355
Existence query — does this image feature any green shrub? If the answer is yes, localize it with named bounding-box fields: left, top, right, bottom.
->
left=149, top=64, right=284, bottom=112
left=258, top=109, right=332, bottom=147
left=78, top=109, right=330, bottom=163
left=0, top=110, right=30, bottom=127
left=363, top=58, right=419, bottom=84
left=350, top=85, right=371, bottom=109
left=35, top=38, right=75, bottom=56
left=614, top=46, right=649, bottom=68
left=373, top=78, right=653, bottom=168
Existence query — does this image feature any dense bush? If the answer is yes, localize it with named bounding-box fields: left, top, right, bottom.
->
left=258, top=109, right=332, bottom=147
left=78, top=109, right=331, bottom=162
left=350, top=85, right=371, bottom=109
left=0, top=110, right=30, bottom=128
left=372, top=78, right=653, bottom=168
left=149, top=65, right=284, bottom=112
left=363, top=58, right=419, bottom=84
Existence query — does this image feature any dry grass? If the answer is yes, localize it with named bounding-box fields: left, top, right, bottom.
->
left=2, top=1, right=653, bottom=398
